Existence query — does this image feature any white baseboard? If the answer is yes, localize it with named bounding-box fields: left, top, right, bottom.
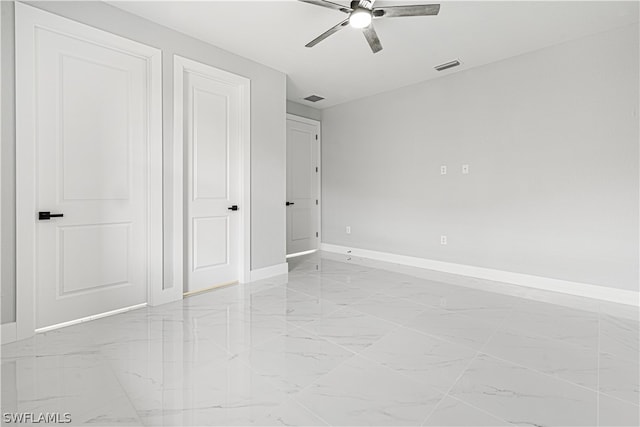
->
left=2, top=322, right=17, bottom=344
left=249, top=262, right=289, bottom=282
left=320, top=243, right=639, bottom=307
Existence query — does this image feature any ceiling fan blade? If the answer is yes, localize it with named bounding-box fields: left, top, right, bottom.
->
left=373, top=4, right=440, bottom=18
left=363, top=24, right=383, bottom=53
left=298, top=0, right=352, bottom=14
left=306, top=18, right=350, bottom=48
left=358, top=0, right=375, bottom=9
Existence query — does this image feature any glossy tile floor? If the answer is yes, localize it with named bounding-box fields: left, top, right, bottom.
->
left=2, top=252, right=639, bottom=426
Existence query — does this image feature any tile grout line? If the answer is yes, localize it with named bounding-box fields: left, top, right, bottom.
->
left=292, top=297, right=515, bottom=426
left=284, top=311, right=453, bottom=425
left=291, top=399, right=333, bottom=427
left=415, top=295, right=604, bottom=356
left=466, top=343, right=640, bottom=408
left=419, top=350, right=483, bottom=426
left=321, top=292, right=543, bottom=389
left=212, top=329, right=336, bottom=426
left=472, top=306, right=608, bottom=396
left=475, top=349, right=603, bottom=395
left=249, top=290, right=346, bottom=323
left=235, top=279, right=367, bottom=424
left=103, top=350, right=162, bottom=426
left=284, top=347, right=362, bottom=423
left=598, top=390, right=640, bottom=407
left=245, top=349, right=334, bottom=427
left=333, top=338, right=452, bottom=426
left=421, top=305, right=520, bottom=426
left=337, top=323, right=455, bottom=393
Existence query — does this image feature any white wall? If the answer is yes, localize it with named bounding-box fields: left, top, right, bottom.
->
left=1, top=1, right=287, bottom=324
left=322, top=24, right=639, bottom=292
left=287, top=100, right=322, bottom=121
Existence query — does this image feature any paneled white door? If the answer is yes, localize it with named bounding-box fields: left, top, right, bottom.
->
left=286, top=116, right=320, bottom=255
left=16, top=4, right=162, bottom=330
left=184, top=65, right=243, bottom=293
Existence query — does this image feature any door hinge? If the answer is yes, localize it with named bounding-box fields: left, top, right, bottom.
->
left=315, top=167, right=318, bottom=173
left=316, top=232, right=318, bottom=238
left=315, top=199, right=318, bottom=205
left=315, top=134, right=318, bottom=140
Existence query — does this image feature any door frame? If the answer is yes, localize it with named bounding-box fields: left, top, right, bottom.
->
left=173, top=55, right=251, bottom=291
left=286, top=114, right=322, bottom=256
left=15, top=3, right=163, bottom=339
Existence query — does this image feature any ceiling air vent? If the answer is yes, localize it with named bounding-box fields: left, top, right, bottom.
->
left=304, top=95, right=325, bottom=102
left=434, top=59, right=461, bottom=72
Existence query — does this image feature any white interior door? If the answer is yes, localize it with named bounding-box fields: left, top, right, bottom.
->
left=286, top=116, right=320, bottom=255
left=184, top=65, right=243, bottom=293
left=16, top=5, right=161, bottom=330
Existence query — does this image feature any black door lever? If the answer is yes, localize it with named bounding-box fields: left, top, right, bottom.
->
left=39, top=211, right=64, bottom=221
left=227, top=205, right=239, bottom=211
left=286, top=202, right=295, bottom=206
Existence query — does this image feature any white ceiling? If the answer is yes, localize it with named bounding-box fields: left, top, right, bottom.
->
left=110, top=1, right=639, bottom=108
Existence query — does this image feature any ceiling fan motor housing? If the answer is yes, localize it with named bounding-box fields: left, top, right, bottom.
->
left=352, top=0, right=373, bottom=9
left=301, top=0, right=441, bottom=54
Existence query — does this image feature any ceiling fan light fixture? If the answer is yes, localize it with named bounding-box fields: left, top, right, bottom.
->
left=349, top=9, right=372, bottom=28
left=301, top=0, right=441, bottom=53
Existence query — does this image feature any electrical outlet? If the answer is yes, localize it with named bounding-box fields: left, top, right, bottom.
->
left=462, top=164, right=469, bottom=174
left=440, top=235, right=447, bottom=245
left=346, top=226, right=351, bottom=234
left=440, top=165, right=447, bottom=175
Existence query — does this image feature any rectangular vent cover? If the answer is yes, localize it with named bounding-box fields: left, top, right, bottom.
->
left=434, top=59, right=461, bottom=71
left=304, top=95, right=325, bottom=102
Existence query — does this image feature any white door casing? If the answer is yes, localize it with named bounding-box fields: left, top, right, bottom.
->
left=15, top=4, right=163, bottom=336
left=173, top=56, right=251, bottom=294
left=286, top=115, right=321, bottom=255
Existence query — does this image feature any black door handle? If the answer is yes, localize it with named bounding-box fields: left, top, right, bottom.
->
left=286, top=202, right=295, bottom=206
left=228, top=205, right=239, bottom=211
left=39, top=211, right=64, bottom=221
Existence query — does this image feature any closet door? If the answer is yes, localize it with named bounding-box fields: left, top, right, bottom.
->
left=16, top=3, right=162, bottom=330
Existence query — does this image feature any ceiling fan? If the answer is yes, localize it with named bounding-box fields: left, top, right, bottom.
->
left=299, top=0, right=441, bottom=54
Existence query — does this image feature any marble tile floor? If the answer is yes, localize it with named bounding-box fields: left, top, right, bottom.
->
left=1, top=252, right=638, bottom=426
